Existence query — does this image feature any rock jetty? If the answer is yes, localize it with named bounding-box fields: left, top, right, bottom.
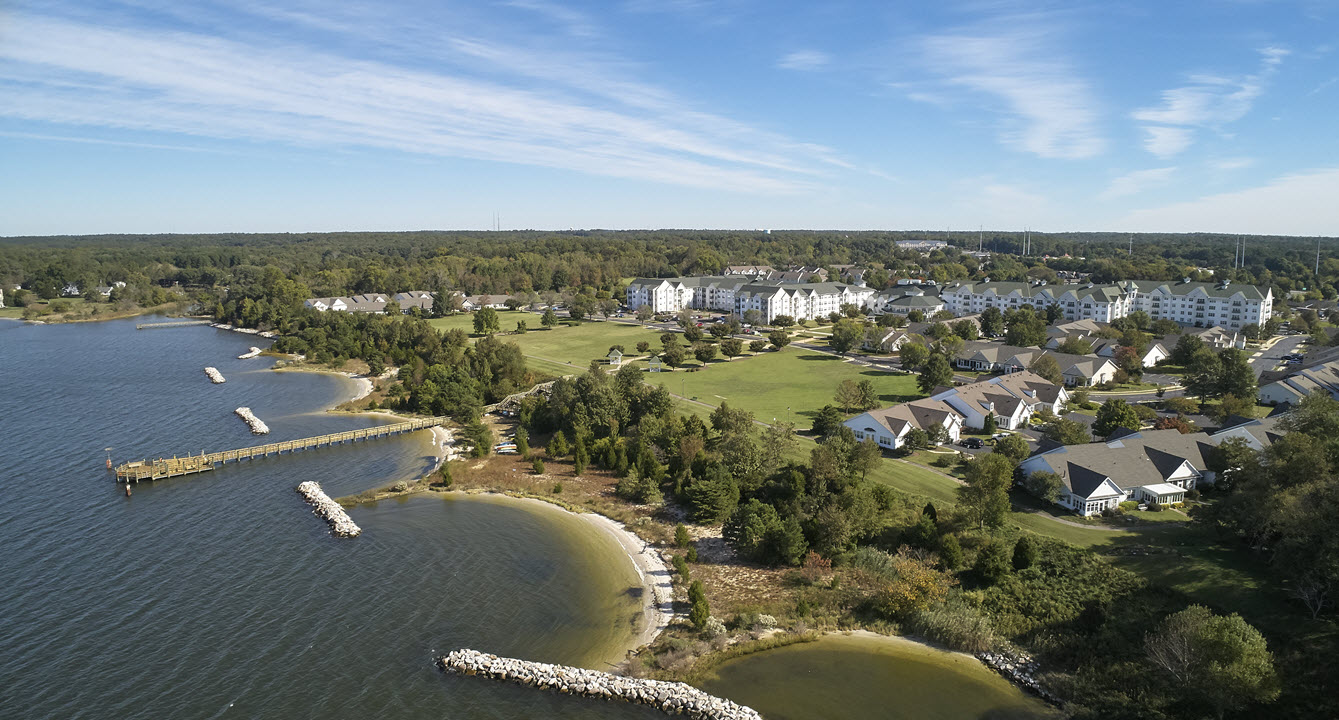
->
left=977, top=649, right=1058, bottom=704
left=438, top=649, right=762, bottom=720
left=234, top=406, right=270, bottom=434
left=296, top=481, right=361, bottom=537
left=204, top=367, right=226, bottom=384
left=238, top=346, right=262, bottom=359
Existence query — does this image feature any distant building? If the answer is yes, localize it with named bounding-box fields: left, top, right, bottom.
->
left=625, top=276, right=873, bottom=323
left=895, top=239, right=949, bottom=252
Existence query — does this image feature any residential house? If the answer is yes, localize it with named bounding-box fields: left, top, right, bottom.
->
left=724, top=265, right=775, bottom=276
left=1020, top=429, right=1220, bottom=515
left=1260, top=360, right=1339, bottom=405
left=930, top=371, right=1067, bottom=430
left=462, top=294, right=513, bottom=310
left=1087, top=338, right=1169, bottom=368
left=393, top=291, right=436, bottom=313
left=950, top=341, right=1118, bottom=386
left=863, top=329, right=911, bottom=353
left=844, top=400, right=963, bottom=451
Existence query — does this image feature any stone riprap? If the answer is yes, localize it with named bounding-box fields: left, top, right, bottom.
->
left=296, top=481, right=361, bottom=537
left=438, top=649, right=762, bottom=720
left=204, top=367, right=226, bottom=384
left=238, top=346, right=262, bottom=359
left=977, top=649, right=1058, bottom=704
left=234, top=407, right=269, bottom=434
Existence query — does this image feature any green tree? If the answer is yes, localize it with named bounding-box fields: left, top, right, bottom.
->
left=1217, top=348, right=1258, bottom=400
left=548, top=429, right=569, bottom=457
left=1023, top=470, right=1064, bottom=502
left=1144, top=605, right=1279, bottom=719
left=1029, top=354, right=1064, bottom=385
left=514, top=427, right=530, bottom=456
left=686, top=463, right=740, bottom=523
left=1094, top=398, right=1142, bottom=437
left=1005, top=309, right=1047, bottom=348
left=541, top=306, right=558, bottom=328
left=615, top=467, right=663, bottom=504
left=532, top=457, right=545, bottom=474
left=951, top=319, right=979, bottom=341
left=939, top=534, right=964, bottom=570
left=768, top=329, right=791, bottom=350
left=917, top=353, right=954, bottom=395
left=693, top=342, right=718, bottom=364
left=473, top=306, right=501, bottom=335
left=899, top=341, right=929, bottom=370
left=674, top=523, right=691, bottom=548
left=979, top=306, right=1004, bottom=336
left=710, top=402, right=755, bottom=437
left=662, top=344, right=687, bottom=367
left=720, top=337, right=743, bottom=358
left=829, top=318, right=865, bottom=354
left=835, top=378, right=863, bottom=412
left=992, top=433, right=1029, bottom=461
left=811, top=405, right=845, bottom=439
left=975, top=541, right=1012, bottom=583
left=981, top=412, right=997, bottom=435
left=960, top=453, right=1013, bottom=529
left=1045, top=418, right=1091, bottom=445
left=1056, top=336, right=1093, bottom=355
left=1012, top=535, right=1038, bottom=570
left=855, top=379, right=879, bottom=410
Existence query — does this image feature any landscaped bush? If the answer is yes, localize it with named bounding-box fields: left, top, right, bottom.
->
left=908, top=599, right=996, bottom=653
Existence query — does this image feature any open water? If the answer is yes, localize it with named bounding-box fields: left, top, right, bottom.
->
left=0, top=318, right=658, bottom=720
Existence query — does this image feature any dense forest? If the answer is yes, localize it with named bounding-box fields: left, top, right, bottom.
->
left=2, top=230, right=1337, bottom=305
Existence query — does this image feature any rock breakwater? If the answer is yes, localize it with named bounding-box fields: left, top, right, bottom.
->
left=296, top=481, right=361, bottom=537
left=438, top=649, right=762, bottom=720
left=204, top=367, right=226, bottom=384
left=976, top=649, right=1057, bottom=703
left=234, top=407, right=270, bottom=434
left=238, top=346, right=262, bottom=359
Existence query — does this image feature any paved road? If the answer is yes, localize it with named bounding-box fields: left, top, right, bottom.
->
left=1249, top=335, right=1306, bottom=377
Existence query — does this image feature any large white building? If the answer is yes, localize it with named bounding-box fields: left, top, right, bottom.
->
left=940, top=279, right=1271, bottom=330
left=626, top=276, right=874, bottom=323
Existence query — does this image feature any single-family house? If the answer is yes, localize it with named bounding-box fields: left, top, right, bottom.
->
left=393, top=291, right=436, bottom=313
left=1087, top=338, right=1169, bottom=368
left=462, top=294, right=513, bottom=310
left=863, top=329, right=911, bottom=353
left=1259, top=360, right=1339, bottom=405
left=844, top=400, right=963, bottom=451
left=930, top=371, right=1067, bottom=430
left=1020, top=429, right=1223, bottom=515
left=949, top=341, right=1118, bottom=386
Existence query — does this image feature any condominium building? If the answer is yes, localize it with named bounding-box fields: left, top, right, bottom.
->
left=1128, top=280, right=1272, bottom=330
left=941, top=279, right=1270, bottom=330
left=625, top=276, right=874, bottom=323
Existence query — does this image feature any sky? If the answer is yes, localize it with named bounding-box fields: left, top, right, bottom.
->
left=1, top=0, right=1337, bottom=236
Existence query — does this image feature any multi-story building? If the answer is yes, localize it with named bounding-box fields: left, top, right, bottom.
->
left=941, top=279, right=1270, bottom=330
left=626, top=276, right=874, bottom=323
left=1128, top=280, right=1271, bottom=331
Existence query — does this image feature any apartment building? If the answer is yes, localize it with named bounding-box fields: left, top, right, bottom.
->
left=626, top=276, right=874, bottom=323
left=1128, top=280, right=1271, bottom=331
left=941, top=279, right=1270, bottom=330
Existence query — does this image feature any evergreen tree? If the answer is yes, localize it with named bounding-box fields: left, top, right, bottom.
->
left=1012, top=535, right=1038, bottom=570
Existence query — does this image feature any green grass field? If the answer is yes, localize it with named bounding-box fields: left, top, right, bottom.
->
left=648, top=347, right=921, bottom=425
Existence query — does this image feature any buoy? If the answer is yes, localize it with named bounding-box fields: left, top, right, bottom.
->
left=106, top=457, right=112, bottom=469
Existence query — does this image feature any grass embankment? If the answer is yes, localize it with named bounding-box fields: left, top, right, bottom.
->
left=1, top=298, right=193, bottom=323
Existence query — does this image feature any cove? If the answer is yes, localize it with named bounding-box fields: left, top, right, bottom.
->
left=696, top=633, right=1059, bottom=720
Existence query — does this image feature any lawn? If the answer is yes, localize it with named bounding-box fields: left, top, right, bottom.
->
left=508, top=321, right=661, bottom=367
left=647, top=347, right=922, bottom=426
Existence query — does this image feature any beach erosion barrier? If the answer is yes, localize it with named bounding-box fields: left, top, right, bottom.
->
left=438, top=649, right=762, bottom=720
left=238, top=346, right=263, bottom=359
left=234, top=407, right=270, bottom=434
left=204, top=367, right=226, bottom=384
left=296, top=481, right=361, bottom=537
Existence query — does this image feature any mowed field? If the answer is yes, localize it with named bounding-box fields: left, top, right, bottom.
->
left=650, top=347, right=921, bottom=424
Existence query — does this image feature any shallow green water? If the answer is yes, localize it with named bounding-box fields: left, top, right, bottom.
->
left=697, top=634, right=1058, bottom=720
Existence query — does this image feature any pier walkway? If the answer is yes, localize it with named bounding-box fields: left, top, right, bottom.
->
left=136, top=320, right=213, bottom=330
left=113, top=416, right=447, bottom=482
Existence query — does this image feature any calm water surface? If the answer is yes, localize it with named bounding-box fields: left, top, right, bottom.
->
left=0, top=318, right=657, bottom=720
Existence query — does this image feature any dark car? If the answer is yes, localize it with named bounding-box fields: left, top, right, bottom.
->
left=962, top=438, right=984, bottom=449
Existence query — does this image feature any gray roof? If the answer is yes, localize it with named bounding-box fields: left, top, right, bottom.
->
left=1128, top=279, right=1269, bottom=300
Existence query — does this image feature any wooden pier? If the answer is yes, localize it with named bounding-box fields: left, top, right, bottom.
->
left=113, top=417, right=447, bottom=482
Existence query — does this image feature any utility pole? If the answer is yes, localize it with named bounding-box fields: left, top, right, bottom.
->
left=1128, top=234, right=1133, bottom=257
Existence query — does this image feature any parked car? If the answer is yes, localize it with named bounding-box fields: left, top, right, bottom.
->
left=961, top=438, right=984, bottom=449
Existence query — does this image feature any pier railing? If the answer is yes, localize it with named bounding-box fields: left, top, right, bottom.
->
left=114, top=416, right=447, bottom=482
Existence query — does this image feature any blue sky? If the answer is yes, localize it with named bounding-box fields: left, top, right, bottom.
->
left=1, top=0, right=1336, bottom=236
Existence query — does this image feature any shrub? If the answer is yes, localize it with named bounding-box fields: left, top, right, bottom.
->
left=686, top=546, right=699, bottom=563
left=672, top=554, right=691, bottom=581
left=939, top=534, right=964, bottom=571
left=437, top=463, right=453, bottom=487
left=551, top=482, right=563, bottom=494
left=675, top=523, right=692, bottom=548
left=391, top=480, right=409, bottom=493
left=909, top=600, right=997, bottom=653
left=975, top=542, right=1012, bottom=584
left=1011, top=536, right=1038, bottom=570
left=532, top=458, right=545, bottom=475
left=1148, top=502, right=1164, bottom=512
left=1120, top=501, right=1139, bottom=511
left=704, top=616, right=727, bottom=638
left=932, top=454, right=956, bottom=468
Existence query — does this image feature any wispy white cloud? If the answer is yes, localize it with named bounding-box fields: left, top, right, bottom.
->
left=1132, top=47, right=1288, bottom=156
left=916, top=22, right=1105, bottom=159
left=1119, top=167, right=1339, bottom=236
left=1211, top=157, right=1255, bottom=171
left=504, top=0, right=599, bottom=39
left=0, top=11, right=845, bottom=194
left=777, top=50, right=830, bottom=71
left=1141, top=126, right=1195, bottom=158
left=1099, top=167, right=1176, bottom=200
